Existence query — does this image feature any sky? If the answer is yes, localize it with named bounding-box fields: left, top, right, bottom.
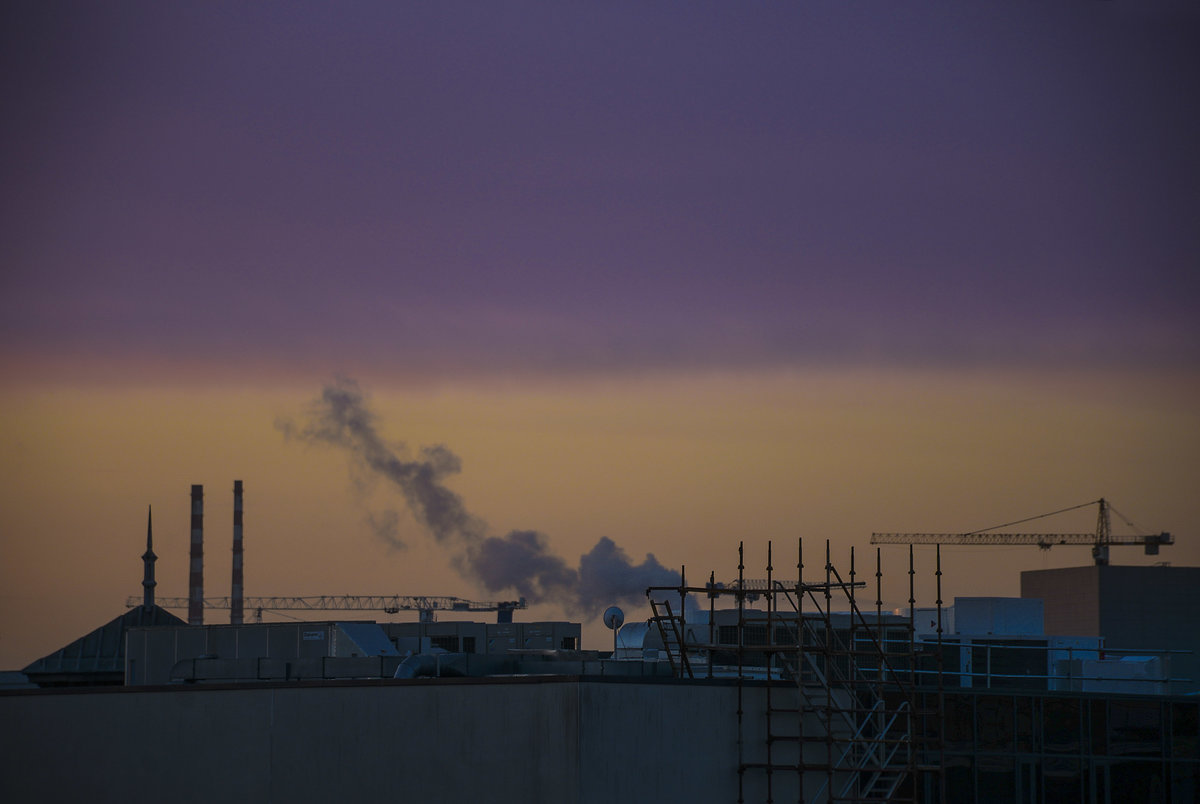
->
left=1, top=1, right=1198, bottom=668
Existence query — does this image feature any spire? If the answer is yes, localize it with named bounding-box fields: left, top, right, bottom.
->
left=142, top=505, right=157, bottom=609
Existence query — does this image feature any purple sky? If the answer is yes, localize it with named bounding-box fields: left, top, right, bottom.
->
left=3, top=1, right=1198, bottom=380
left=2, top=2, right=1199, bottom=667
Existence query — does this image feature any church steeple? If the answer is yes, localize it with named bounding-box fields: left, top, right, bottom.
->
left=142, top=505, right=157, bottom=609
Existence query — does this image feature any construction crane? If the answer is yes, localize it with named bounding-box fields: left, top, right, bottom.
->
left=128, top=595, right=527, bottom=623
left=870, top=498, right=1173, bottom=566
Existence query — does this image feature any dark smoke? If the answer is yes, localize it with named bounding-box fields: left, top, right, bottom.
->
left=577, top=537, right=678, bottom=614
left=277, top=380, right=485, bottom=543
left=365, top=508, right=406, bottom=551
left=278, top=378, right=681, bottom=617
left=462, top=530, right=578, bottom=605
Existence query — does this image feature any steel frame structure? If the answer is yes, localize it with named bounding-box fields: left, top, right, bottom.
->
left=648, top=540, right=947, bottom=803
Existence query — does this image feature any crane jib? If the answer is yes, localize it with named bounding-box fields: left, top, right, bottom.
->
left=869, top=532, right=1172, bottom=547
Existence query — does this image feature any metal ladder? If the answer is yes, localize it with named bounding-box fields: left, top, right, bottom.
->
left=648, top=598, right=694, bottom=679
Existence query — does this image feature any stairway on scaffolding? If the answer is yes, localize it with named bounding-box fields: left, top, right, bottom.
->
left=646, top=541, right=944, bottom=804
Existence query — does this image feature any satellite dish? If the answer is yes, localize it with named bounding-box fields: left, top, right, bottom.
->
left=603, top=606, right=625, bottom=630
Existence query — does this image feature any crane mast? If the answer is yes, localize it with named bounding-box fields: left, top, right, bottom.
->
left=870, top=498, right=1173, bottom=566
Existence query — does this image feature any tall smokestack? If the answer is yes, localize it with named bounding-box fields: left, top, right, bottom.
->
left=231, top=480, right=244, bottom=625
left=189, top=484, right=204, bottom=625
left=142, top=505, right=157, bottom=610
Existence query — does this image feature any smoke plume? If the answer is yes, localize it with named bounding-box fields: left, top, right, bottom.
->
left=365, top=508, right=406, bottom=551
left=278, top=378, right=680, bottom=617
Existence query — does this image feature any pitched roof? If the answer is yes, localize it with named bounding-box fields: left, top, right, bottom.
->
left=23, top=605, right=186, bottom=677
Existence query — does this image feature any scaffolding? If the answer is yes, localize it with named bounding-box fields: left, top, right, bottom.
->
left=647, top=539, right=946, bottom=803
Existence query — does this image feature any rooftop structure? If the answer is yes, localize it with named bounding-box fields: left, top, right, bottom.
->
left=129, top=593, right=527, bottom=624
left=23, top=605, right=187, bottom=687
left=21, top=506, right=185, bottom=687
left=125, top=620, right=585, bottom=685
left=1022, top=564, right=1200, bottom=696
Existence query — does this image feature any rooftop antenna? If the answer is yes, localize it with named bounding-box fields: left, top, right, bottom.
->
left=603, top=606, right=624, bottom=657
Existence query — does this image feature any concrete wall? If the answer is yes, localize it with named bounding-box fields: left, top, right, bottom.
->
left=1094, top=566, right=1200, bottom=696
left=2, top=677, right=786, bottom=804
left=955, top=597, right=1043, bottom=636
left=127, top=622, right=392, bottom=686
left=1021, top=566, right=1100, bottom=637
left=579, top=680, right=739, bottom=802
left=0, top=676, right=846, bottom=803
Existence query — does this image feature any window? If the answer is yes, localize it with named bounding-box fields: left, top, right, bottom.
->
left=976, top=696, right=1014, bottom=752
left=1171, top=762, right=1199, bottom=803
left=1090, top=699, right=1107, bottom=756
left=1108, top=760, right=1166, bottom=803
left=976, top=755, right=1015, bottom=804
left=975, top=640, right=1047, bottom=690
left=1015, top=696, right=1035, bottom=752
left=1042, top=757, right=1084, bottom=804
left=429, top=635, right=458, bottom=653
left=1109, top=700, right=1162, bottom=757
left=462, top=636, right=476, bottom=654
left=945, top=754, right=974, bottom=802
left=743, top=625, right=768, bottom=646
left=940, top=640, right=963, bottom=689
left=945, top=695, right=974, bottom=751
left=1170, top=702, right=1198, bottom=758
left=1043, top=698, right=1082, bottom=754
left=919, top=692, right=942, bottom=749
left=885, top=628, right=911, bottom=654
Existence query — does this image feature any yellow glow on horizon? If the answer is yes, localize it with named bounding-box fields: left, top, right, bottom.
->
left=1, top=367, right=1197, bottom=667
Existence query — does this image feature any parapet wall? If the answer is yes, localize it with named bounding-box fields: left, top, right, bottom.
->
left=0, top=677, right=747, bottom=804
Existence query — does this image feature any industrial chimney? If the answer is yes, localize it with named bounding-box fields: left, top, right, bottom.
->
left=231, top=480, right=244, bottom=625
left=189, top=484, right=204, bottom=625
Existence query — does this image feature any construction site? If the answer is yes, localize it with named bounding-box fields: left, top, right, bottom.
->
left=2, top=484, right=1197, bottom=803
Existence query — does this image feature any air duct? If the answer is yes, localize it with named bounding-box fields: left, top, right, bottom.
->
left=393, top=652, right=468, bottom=679
left=189, top=484, right=204, bottom=625
left=231, top=480, right=244, bottom=625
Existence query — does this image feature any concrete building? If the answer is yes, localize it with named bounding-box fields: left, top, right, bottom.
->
left=1022, top=565, right=1200, bottom=695
left=124, top=620, right=587, bottom=686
